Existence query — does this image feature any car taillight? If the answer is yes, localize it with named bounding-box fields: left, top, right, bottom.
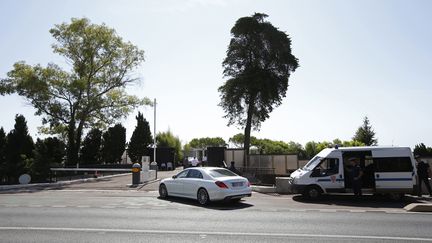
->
left=215, top=181, right=228, bottom=189
left=247, top=181, right=251, bottom=187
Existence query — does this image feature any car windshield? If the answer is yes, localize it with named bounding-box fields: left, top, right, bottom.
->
left=208, top=169, right=238, bottom=178
left=303, top=156, right=322, bottom=171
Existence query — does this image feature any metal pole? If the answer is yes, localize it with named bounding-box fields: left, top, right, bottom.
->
left=153, top=98, right=157, bottom=179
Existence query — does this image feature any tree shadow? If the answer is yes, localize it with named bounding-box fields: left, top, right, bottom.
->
left=292, top=194, right=422, bottom=209
left=158, top=196, right=254, bottom=210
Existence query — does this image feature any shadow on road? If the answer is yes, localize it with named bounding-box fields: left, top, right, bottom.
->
left=158, top=196, right=253, bottom=210
left=292, top=194, right=421, bottom=209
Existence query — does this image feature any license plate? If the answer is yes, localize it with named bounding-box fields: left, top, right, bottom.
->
left=232, top=182, right=243, bottom=187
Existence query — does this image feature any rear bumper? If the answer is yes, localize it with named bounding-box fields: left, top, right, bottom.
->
left=224, top=193, right=252, bottom=201
left=209, top=187, right=252, bottom=201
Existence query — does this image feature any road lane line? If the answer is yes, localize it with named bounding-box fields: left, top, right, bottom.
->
left=0, top=227, right=431, bottom=242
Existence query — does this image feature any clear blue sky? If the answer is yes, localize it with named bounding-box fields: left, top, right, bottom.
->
left=1, top=0, right=431, bottom=148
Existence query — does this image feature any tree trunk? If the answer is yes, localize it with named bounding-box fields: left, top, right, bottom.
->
left=66, top=120, right=78, bottom=166
left=243, top=101, right=255, bottom=168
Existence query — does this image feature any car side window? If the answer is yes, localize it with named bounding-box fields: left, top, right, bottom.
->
left=177, top=170, right=189, bottom=178
left=187, top=169, right=203, bottom=179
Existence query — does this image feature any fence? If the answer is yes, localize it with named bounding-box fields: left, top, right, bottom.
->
left=50, top=168, right=156, bottom=183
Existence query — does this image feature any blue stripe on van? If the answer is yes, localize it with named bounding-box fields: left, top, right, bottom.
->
left=375, top=178, right=412, bottom=181
left=317, top=179, right=344, bottom=182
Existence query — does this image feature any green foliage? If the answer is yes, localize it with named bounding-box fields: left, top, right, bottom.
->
left=156, top=130, right=182, bottom=162
left=188, top=137, right=226, bottom=149
left=304, top=139, right=366, bottom=159
left=4, top=115, right=34, bottom=183
left=128, top=112, right=153, bottom=163
left=0, top=128, right=6, bottom=182
left=219, top=13, right=298, bottom=165
left=80, top=128, right=102, bottom=165
left=102, top=124, right=126, bottom=164
left=414, top=143, right=432, bottom=156
left=30, top=137, right=66, bottom=182
left=229, top=133, right=258, bottom=148
left=353, top=116, right=378, bottom=146
left=0, top=18, right=148, bottom=166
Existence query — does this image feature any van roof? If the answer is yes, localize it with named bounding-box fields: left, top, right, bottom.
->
left=326, top=146, right=411, bottom=152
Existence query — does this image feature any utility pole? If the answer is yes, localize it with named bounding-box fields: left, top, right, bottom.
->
left=153, top=98, right=157, bottom=163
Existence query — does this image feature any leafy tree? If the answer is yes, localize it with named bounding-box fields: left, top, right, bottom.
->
left=0, top=128, right=6, bottom=183
left=156, top=130, right=182, bottom=162
left=0, top=18, right=148, bottom=166
left=304, top=141, right=319, bottom=159
left=353, top=116, right=378, bottom=146
left=30, top=137, right=66, bottom=182
left=414, top=143, right=432, bottom=156
left=229, top=133, right=259, bottom=148
left=219, top=13, right=298, bottom=166
left=80, top=128, right=102, bottom=165
left=102, top=124, right=126, bottom=164
left=128, top=112, right=153, bottom=163
left=4, top=115, right=34, bottom=183
left=188, top=137, right=226, bottom=149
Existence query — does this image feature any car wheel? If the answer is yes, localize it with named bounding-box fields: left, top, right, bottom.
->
left=159, top=184, right=168, bottom=198
left=303, top=186, right=322, bottom=200
left=197, top=188, right=210, bottom=205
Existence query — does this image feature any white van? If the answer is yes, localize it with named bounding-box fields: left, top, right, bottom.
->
left=289, top=146, right=417, bottom=199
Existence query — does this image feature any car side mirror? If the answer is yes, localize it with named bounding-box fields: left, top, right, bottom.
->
left=172, top=175, right=177, bottom=179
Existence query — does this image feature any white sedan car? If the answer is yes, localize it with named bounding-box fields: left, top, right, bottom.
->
left=159, top=167, right=252, bottom=205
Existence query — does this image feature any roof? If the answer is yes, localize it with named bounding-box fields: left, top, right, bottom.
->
left=326, top=146, right=411, bottom=152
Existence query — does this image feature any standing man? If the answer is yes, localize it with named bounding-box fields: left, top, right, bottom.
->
left=415, top=155, right=432, bottom=197
left=349, top=158, right=363, bottom=197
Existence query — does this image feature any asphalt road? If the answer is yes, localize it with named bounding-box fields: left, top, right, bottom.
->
left=1, top=187, right=431, bottom=242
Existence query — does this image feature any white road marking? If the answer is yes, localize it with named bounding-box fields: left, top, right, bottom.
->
left=0, top=227, right=431, bottom=242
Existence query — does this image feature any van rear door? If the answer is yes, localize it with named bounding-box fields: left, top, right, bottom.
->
left=372, top=154, right=414, bottom=192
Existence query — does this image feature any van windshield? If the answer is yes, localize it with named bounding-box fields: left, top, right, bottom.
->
left=303, top=156, right=321, bottom=171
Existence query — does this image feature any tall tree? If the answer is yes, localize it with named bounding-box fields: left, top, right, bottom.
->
left=0, top=128, right=6, bottom=183
left=414, top=143, right=432, bottom=156
left=4, top=115, right=34, bottom=183
left=353, top=116, right=378, bottom=146
left=128, top=112, right=153, bottom=163
left=102, top=124, right=126, bottom=164
left=188, top=137, right=226, bottom=149
left=80, top=128, right=102, bottom=165
left=0, top=18, right=148, bottom=166
left=219, top=13, right=299, bottom=166
left=156, top=130, right=182, bottom=162
left=30, top=137, right=66, bottom=182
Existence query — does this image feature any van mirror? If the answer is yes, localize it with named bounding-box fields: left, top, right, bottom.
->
left=172, top=175, right=177, bottom=179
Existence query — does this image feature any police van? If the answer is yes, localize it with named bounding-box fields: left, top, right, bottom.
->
left=289, top=146, right=417, bottom=199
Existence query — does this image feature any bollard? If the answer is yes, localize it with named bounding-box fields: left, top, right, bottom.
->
left=132, top=163, right=141, bottom=185
left=150, top=161, right=158, bottom=179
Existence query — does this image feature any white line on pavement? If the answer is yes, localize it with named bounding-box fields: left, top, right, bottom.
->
left=0, top=227, right=431, bottom=242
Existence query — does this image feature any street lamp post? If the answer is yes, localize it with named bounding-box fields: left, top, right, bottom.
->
left=153, top=98, right=157, bottom=179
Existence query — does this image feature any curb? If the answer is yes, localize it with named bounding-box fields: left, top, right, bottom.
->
left=252, top=185, right=277, bottom=193
left=404, top=203, right=432, bottom=212
left=0, top=173, right=131, bottom=191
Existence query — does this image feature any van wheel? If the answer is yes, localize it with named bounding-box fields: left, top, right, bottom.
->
left=303, top=186, right=322, bottom=200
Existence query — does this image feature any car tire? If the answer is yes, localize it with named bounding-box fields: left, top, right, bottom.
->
left=197, top=188, right=210, bottom=205
left=159, top=184, right=168, bottom=198
left=303, top=186, right=322, bottom=200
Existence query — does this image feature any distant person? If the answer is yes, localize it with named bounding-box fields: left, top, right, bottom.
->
left=415, top=155, right=432, bottom=197
left=229, top=161, right=242, bottom=176
left=348, top=158, right=363, bottom=196
left=191, top=157, right=199, bottom=167
left=183, top=157, right=189, bottom=169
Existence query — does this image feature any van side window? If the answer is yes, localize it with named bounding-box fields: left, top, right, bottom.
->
left=374, top=157, right=413, bottom=172
left=311, top=158, right=339, bottom=177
